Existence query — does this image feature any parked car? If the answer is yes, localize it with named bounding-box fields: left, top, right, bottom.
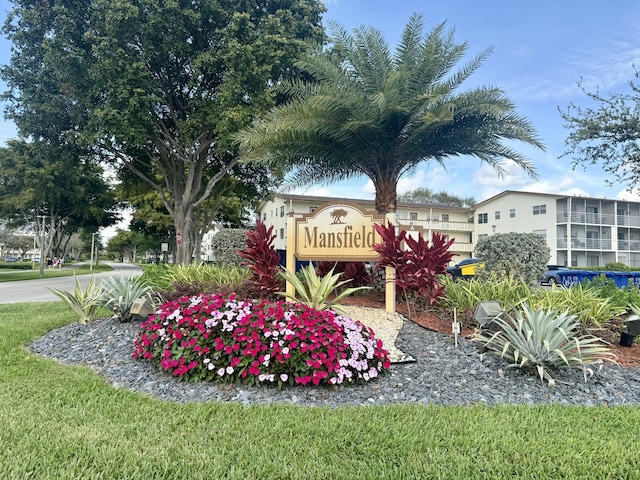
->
left=447, top=258, right=483, bottom=279
left=540, top=265, right=570, bottom=285
left=3, top=256, right=18, bottom=262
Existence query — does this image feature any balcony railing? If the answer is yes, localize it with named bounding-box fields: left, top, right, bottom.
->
left=556, top=212, right=640, bottom=226
left=618, top=240, right=640, bottom=251
left=617, top=215, right=640, bottom=227
left=397, top=219, right=474, bottom=232
left=556, top=212, right=616, bottom=225
left=557, top=238, right=612, bottom=250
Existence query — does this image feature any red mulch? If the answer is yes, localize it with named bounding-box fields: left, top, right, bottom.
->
left=341, top=291, right=640, bottom=368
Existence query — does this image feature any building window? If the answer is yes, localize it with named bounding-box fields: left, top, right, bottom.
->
left=533, top=204, right=547, bottom=215
left=533, top=229, right=547, bottom=239
left=262, top=213, right=266, bottom=221
left=280, top=228, right=284, bottom=239
left=410, top=212, right=418, bottom=221
left=280, top=205, right=285, bottom=217
left=309, top=206, right=317, bottom=213
left=495, top=211, right=500, bottom=220
left=509, top=208, right=515, bottom=218
left=442, top=214, right=449, bottom=222
left=478, top=213, right=488, bottom=224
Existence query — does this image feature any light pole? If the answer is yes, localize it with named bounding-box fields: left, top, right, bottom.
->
left=36, top=215, right=47, bottom=278
left=90, top=232, right=97, bottom=272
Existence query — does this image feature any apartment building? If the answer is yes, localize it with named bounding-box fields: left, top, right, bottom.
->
left=474, top=190, right=640, bottom=268
left=255, top=193, right=475, bottom=263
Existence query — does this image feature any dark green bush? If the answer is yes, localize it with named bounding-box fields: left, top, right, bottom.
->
left=0, top=262, right=32, bottom=270
left=210, top=228, right=248, bottom=266
left=474, top=232, right=550, bottom=286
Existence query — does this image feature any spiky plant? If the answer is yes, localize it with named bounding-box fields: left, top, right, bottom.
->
left=100, top=275, right=157, bottom=322
left=277, top=264, right=371, bottom=315
left=49, top=275, right=105, bottom=325
left=472, top=303, right=616, bottom=385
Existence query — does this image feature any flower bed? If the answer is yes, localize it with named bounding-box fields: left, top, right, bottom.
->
left=133, top=293, right=391, bottom=387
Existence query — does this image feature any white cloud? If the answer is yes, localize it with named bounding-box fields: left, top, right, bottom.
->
left=472, top=160, right=531, bottom=188
left=304, top=187, right=331, bottom=197
left=617, top=188, right=640, bottom=202
left=511, top=45, right=533, bottom=59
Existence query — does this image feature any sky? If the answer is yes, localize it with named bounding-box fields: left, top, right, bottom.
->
left=0, top=0, right=639, bottom=210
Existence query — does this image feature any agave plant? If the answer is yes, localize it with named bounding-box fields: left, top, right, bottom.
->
left=277, top=264, right=371, bottom=315
left=472, top=303, right=617, bottom=385
left=49, top=275, right=105, bottom=325
left=100, top=275, right=158, bottom=322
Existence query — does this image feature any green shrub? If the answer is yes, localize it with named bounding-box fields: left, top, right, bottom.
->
left=473, top=303, right=616, bottom=385
left=530, top=282, right=628, bottom=328
left=49, top=275, right=105, bottom=324
left=438, top=274, right=533, bottom=326
left=139, top=264, right=173, bottom=290
left=582, top=275, right=640, bottom=311
left=474, top=232, right=550, bottom=286
left=161, top=263, right=249, bottom=287
left=210, top=228, right=249, bottom=266
left=0, top=262, right=32, bottom=270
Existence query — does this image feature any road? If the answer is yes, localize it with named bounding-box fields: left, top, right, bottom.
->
left=0, top=262, right=143, bottom=304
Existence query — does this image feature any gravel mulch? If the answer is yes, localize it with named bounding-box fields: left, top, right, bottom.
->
left=26, top=316, right=640, bottom=407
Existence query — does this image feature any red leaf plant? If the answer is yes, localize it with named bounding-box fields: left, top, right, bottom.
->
left=236, top=220, right=281, bottom=298
left=373, top=222, right=455, bottom=313
left=316, top=261, right=373, bottom=288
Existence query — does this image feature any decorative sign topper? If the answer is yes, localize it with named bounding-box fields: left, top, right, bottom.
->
left=294, top=202, right=384, bottom=261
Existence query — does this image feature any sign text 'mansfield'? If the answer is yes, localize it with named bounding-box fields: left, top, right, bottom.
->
left=294, top=202, right=384, bottom=261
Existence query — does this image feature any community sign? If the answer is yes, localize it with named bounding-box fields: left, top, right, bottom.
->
left=294, top=202, right=384, bottom=261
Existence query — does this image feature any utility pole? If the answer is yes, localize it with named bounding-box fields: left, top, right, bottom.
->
left=90, top=232, right=96, bottom=272
left=36, top=215, right=47, bottom=278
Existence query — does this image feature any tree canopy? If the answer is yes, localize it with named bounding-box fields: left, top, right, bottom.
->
left=0, top=139, right=118, bottom=269
left=398, top=187, right=475, bottom=208
left=236, top=13, right=544, bottom=214
left=562, top=76, right=640, bottom=188
left=2, top=0, right=326, bottom=263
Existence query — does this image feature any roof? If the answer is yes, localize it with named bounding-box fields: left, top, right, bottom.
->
left=258, top=192, right=473, bottom=213
left=472, top=189, right=630, bottom=208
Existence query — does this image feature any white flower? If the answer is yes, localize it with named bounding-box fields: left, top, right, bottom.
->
left=217, top=368, right=225, bottom=376
left=226, top=366, right=234, bottom=375
left=280, top=373, right=288, bottom=382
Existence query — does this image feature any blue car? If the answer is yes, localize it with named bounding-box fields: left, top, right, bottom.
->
left=540, top=265, right=570, bottom=285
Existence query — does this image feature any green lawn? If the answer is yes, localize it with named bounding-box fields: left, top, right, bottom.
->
left=2, top=302, right=640, bottom=479
left=0, top=263, right=113, bottom=282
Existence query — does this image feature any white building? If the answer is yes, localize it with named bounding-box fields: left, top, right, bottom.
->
left=200, top=190, right=640, bottom=269
left=474, top=190, right=640, bottom=268
left=256, top=193, right=475, bottom=263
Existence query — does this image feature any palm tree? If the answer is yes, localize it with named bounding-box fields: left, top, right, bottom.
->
left=235, top=13, right=544, bottom=215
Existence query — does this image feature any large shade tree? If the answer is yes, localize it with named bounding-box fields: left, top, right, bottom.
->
left=562, top=76, right=640, bottom=188
left=0, top=140, right=118, bottom=275
left=2, top=0, right=326, bottom=264
left=236, top=13, right=544, bottom=214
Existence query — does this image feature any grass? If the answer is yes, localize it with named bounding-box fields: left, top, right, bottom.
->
left=2, top=303, right=640, bottom=479
left=0, top=263, right=113, bottom=282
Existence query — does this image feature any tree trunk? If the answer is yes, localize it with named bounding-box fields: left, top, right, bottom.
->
left=373, top=177, right=399, bottom=215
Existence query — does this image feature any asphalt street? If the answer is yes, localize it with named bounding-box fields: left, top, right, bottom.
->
left=0, top=262, right=143, bottom=304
